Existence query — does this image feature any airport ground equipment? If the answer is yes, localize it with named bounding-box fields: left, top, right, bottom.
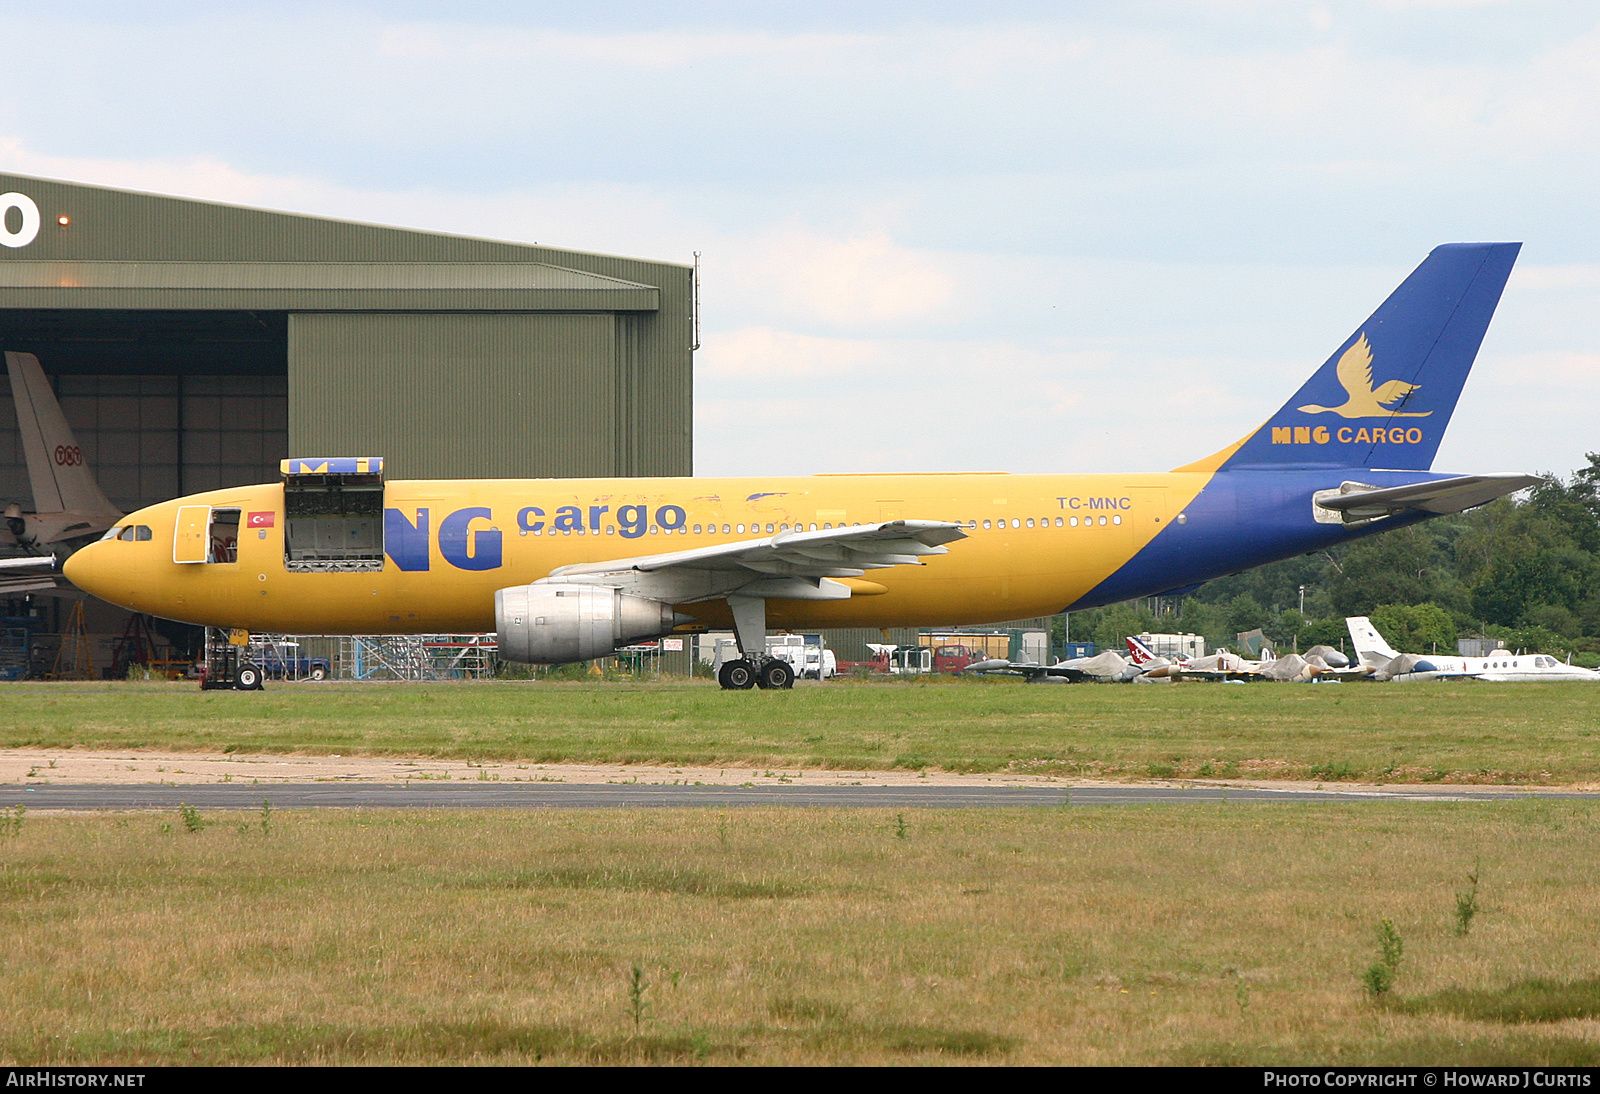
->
left=199, top=628, right=263, bottom=691
left=247, top=636, right=331, bottom=681
left=765, top=633, right=835, bottom=680
left=108, top=612, right=190, bottom=680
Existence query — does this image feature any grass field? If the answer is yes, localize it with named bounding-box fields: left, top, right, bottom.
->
left=4, top=801, right=1600, bottom=1065
left=4, top=677, right=1600, bottom=784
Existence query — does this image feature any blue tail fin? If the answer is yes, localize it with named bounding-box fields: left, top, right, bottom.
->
left=1180, top=242, right=1521, bottom=473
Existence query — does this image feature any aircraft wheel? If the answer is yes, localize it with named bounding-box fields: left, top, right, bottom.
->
left=718, top=659, right=756, bottom=690
left=756, top=659, right=795, bottom=690
left=235, top=664, right=264, bottom=691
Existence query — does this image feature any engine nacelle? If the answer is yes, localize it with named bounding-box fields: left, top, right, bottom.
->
left=494, top=583, right=679, bottom=664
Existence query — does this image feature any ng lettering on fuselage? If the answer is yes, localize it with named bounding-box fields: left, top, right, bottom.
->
left=392, top=502, right=695, bottom=571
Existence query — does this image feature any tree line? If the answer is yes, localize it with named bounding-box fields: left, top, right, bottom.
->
left=1057, top=455, right=1600, bottom=665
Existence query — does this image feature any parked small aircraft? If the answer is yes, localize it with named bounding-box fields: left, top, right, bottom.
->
left=1346, top=617, right=1600, bottom=682
left=964, top=648, right=1142, bottom=683
left=1127, top=635, right=1372, bottom=682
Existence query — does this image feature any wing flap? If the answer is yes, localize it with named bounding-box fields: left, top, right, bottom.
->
left=544, top=519, right=966, bottom=603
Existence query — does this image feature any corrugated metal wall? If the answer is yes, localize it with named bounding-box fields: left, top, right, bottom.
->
left=0, top=374, right=287, bottom=513
left=289, top=313, right=619, bottom=480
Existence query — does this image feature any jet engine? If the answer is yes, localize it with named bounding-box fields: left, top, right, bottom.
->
left=494, top=584, right=680, bottom=664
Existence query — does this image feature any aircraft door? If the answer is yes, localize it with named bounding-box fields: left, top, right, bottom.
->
left=173, top=506, right=210, bottom=563
left=208, top=508, right=240, bottom=563
left=281, top=459, right=386, bottom=573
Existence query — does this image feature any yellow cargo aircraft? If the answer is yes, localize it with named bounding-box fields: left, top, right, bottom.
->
left=64, top=243, right=1537, bottom=689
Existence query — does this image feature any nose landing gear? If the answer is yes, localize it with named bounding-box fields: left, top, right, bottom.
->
left=199, top=627, right=265, bottom=691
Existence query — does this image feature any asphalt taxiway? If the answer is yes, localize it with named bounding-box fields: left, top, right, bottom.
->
left=5, top=782, right=1597, bottom=810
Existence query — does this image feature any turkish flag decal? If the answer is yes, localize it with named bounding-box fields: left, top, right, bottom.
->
left=247, top=512, right=276, bottom=529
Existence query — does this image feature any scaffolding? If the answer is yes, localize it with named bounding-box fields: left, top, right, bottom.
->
left=49, top=602, right=94, bottom=680
left=330, top=634, right=498, bottom=681
left=0, top=617, right=36, bottom=681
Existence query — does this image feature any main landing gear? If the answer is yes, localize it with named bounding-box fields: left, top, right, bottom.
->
left=717, top=656, right=794, bottom=691
left=716, top=594, right=795, bottom=691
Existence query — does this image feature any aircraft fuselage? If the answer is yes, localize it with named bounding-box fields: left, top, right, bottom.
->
left=65, top=467, right=1440, bottom=635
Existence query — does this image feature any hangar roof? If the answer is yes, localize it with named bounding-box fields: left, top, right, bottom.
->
left=0, top=173, right=685, bottom=314
left=0, top=260, right=659, bottom=311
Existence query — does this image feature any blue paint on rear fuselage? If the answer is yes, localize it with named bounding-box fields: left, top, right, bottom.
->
left=1067, top=469, right=1450, bottom=610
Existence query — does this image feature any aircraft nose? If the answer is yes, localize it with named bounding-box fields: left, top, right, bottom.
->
left=62, top=542, right=99, bottom=593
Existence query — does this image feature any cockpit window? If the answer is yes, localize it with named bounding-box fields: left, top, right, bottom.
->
left=100, top=526, right=124, bottom=542
left=135, top=525, right=152, bottom=541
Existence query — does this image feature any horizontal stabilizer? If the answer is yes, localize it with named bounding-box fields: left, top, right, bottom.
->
left=1317, top=473, right=1539, bottom=521
left=0, top=576, right=60, bottom=594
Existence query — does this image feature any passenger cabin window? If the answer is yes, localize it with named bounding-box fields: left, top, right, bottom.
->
left=282, top=465, right=385, bottom=572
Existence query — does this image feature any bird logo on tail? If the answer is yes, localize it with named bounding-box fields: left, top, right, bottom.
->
left=1296, top=334, right=1432, bottom=419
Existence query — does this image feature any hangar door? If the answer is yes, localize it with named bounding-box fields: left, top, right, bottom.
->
left=0, top=310, right=288, bottom=516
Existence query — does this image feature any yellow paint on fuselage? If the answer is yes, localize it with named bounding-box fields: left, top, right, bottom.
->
left=65, top=472, right=1216, bottom=633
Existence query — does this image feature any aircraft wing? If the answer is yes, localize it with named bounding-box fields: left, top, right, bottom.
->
left=0, top=554, right=60, bottom=595
left=1318, top=474, right=1540, bottom=521
left=543, top=519, right=967, bottom=603
left=1316, top=666, right=1376, bottom=682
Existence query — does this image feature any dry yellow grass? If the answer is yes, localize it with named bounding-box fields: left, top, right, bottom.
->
left=7, top=678, right=1600, bottom=784
left=3, top=802, right=1600, bottom=1065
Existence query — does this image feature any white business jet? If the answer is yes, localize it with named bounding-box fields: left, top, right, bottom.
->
left=1346, top=616, right=1600, bottom=682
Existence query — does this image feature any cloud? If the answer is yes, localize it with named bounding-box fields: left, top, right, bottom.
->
left=1513, top=265, right=1600, bottom=291
left=736, top=227, right=958, bottom=326
left=2, top=2, right=1600, bottom=480
left=377, top=24, right=873, bottom=67
left=694, top=324, right=1277, bottom=475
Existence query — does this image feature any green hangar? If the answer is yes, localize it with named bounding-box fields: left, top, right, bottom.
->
left=0, top=173, right=693, bottom=516
left=0, top=173, right=693, bottom=668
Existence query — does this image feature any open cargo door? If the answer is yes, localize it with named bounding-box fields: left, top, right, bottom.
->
left=281, top=458, right=386, bottom=572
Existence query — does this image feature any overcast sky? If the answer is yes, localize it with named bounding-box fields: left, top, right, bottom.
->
left=0, top=0, right=1595, bottom=477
